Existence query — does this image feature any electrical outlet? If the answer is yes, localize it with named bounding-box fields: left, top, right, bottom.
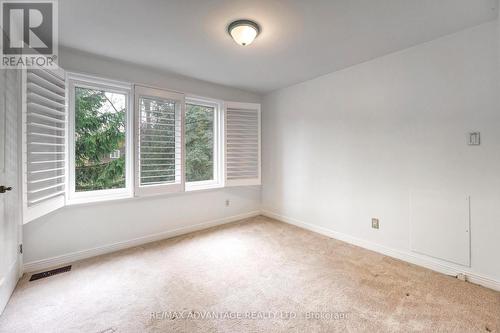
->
left=225, top=199, right=230, bottom=207
left=371, top=218, right=379, bottom=229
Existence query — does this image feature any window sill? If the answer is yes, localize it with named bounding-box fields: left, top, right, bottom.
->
left=66, top=192, right=133, bottom=207
left=185, top=181, right=224, bottom=192
left=64, top=184, right=234, bottom=209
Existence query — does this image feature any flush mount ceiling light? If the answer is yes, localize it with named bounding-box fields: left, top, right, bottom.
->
left=228, top=19, right=260, bottom=46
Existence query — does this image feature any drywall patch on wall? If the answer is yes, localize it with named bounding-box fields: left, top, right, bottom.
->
left=409, top=190, right=470, bottom=266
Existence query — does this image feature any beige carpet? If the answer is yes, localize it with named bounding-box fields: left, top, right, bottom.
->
left=0, top=216, right=498, bottom=333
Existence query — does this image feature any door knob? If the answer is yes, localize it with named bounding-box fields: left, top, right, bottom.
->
left=0, top=186, right=12, bottom=193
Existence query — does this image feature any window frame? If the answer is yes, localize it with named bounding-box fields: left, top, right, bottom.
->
left=184, top=96, right=224, bottom=192
left=67, top=72, right=134, bottom=205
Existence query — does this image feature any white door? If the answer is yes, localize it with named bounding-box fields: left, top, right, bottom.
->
left=0, top=68, right=21, bottom=314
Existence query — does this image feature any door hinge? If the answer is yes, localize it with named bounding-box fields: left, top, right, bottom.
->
left=19, top=244, right=23, bottom=254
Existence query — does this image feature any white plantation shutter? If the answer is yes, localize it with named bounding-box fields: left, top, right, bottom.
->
left=22, top=68, right=67, bottom=222
left=225, top=102, right=261, bottom=186
left=135, top=85, right=184, bottom=196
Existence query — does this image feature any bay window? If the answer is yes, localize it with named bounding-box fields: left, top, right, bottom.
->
left=22, top=70, right=260, bottom=222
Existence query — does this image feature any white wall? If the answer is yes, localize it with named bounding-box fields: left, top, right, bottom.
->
left=262, top=21, right=500, bottom=283
left=22, top=48, right=261, bottom=266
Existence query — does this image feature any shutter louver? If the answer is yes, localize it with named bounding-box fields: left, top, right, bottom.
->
left=23, top=68, right=67, bottom=222
left=225, top=102, right=261, bottom=186
left=135, top=85, right=184, bottom=196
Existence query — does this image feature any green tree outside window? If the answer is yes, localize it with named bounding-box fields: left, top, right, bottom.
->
left=185, top=104, right=214, bottom=182
left=75, top=87, right=126, bottom=191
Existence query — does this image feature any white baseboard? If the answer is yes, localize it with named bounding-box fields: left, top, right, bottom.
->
left=261, top=210, right=500, bottom=292
left=23, top=211, right=260, bottom=273
left=0, top=260, right=19, bottom=314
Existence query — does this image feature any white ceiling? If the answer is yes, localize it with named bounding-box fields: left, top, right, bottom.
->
left=59, top=0, right=498, bottom=94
